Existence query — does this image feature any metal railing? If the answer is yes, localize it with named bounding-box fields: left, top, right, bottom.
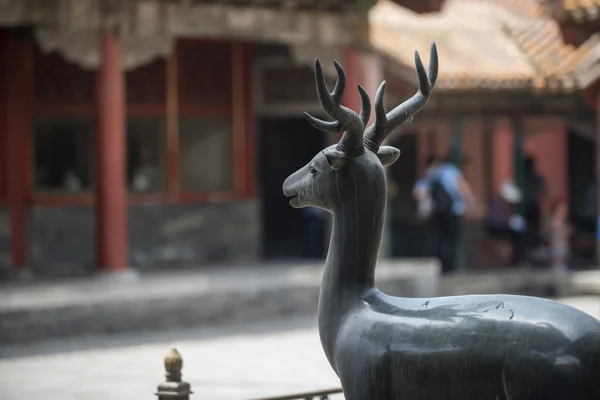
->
left=249, top=388, right=343, bottom=400
left=156, top=348, right=343, bottom=400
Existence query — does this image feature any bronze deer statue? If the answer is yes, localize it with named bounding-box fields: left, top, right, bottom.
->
left=282, top=43, right=600, bottom=399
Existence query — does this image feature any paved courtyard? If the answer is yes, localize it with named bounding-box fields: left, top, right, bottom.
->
left=0, top=317, right=341, bottom=400
left=0, top=296, right=598, bottom=400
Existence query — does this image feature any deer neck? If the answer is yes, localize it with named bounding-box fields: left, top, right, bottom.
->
left=318, top=190, right=386, bottom=369
left=324, top=200, right=385, bottom=291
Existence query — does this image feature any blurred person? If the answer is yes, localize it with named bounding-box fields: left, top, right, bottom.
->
left=413, top=155, right=438, bottom=221
left=413, top=154, right=477, bottom=274
left=132, top=145, right=159, bottom=192
left=549, top=197, right=572, bottom=276
left=524, top=156, right=546, bottom=252
left=63, top=168, right=82, bottom=192
left=486, top=180, right=526, bottom=265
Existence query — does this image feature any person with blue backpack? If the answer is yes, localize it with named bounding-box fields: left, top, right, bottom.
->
left=413, top=155, right=478, bottom=274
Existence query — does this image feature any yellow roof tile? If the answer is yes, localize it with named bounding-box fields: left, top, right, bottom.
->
left=559, top=0, right=600, bottom=22
left=369, top=0, right=600, bottom=91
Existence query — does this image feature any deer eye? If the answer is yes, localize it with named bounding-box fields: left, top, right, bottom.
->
left=309, top=166, right=318, bottom=176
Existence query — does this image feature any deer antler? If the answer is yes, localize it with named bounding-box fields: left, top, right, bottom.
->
left=363, top=42, right=439, bottom=153
left=303, top=58, right=371, bottom=157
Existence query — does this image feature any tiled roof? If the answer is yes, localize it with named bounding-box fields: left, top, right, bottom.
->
left=546, top=0, right=600, bottom=23
left=571, top=32, right=600, bottom=88
left=452, top=0, right=547, bottom=19
left=502, top=19, right=594, bottom=92
left=369, top=0, right=600, bottom=91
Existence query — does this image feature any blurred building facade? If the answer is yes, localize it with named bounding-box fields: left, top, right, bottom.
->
left=0, top=0, right=383, bottom=277
left=372, top=0, right=600, bottom=267
left=0, top=0, right=599, bottom=277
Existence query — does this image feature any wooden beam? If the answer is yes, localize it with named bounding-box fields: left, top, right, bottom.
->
left=430, top=93, right=585, bottom=116
left=3, top=32, right=33, bottom=272
left=387, top=84, right=589, bottom=116
left=512, top=116, right=526, bottom=218
left=450, top=113, right=462, bottom=167
left=242, top=42, right=256, bottom=197
left=451, top=112, right=466, bottom=272
left=482, top=117, right=493, bottom=203
left=596, top=88, right=600, bottom=268
left=166, top=41, right=180, bottom=194
left=232, top=42, right=247, bottom=195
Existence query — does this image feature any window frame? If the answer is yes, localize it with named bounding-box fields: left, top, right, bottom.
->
left=32, top=47, right=96, bottom=205
left=31, top=114, right=95, bottom=196
left=0, top=30, right=6, bottom=206
left=30, top=39, right=254, bottom=207
left=177, top=38, right=236, bottom=198
left=126, top=116, right=169, bottom=195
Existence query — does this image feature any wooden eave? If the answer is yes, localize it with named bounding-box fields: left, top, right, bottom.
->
left=388, top=0, right=446, bottom=13
left=385, top=73, right=590, bottom=117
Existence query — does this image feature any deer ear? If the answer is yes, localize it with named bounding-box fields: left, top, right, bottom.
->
left=376, top=146, right=401, bottom=167
left=323, top=149, right=348, bottom=170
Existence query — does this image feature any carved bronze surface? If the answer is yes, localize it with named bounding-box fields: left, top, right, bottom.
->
left=282, top=43, right=600, bottom=399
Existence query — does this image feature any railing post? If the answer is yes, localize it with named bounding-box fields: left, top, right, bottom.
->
left=156, top=348, right=193, bottom=399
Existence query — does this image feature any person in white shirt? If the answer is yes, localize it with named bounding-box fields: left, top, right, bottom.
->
left=486, top=180, right=526, bottom=265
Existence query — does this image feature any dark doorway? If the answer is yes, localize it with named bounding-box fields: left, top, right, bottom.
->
left=386, top=133, right=432, bottom=257
left=568, top=129, right=596, bottom=265
left=258, top=117, right=327, bottom=259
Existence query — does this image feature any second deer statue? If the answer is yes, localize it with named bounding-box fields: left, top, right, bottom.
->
left=282, top=43, right=600, bottom=399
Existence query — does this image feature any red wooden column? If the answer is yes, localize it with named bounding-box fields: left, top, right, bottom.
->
left=2, top=33, right=32, bottom=272
left=342, top=47, right=384, bottom=132
left=596, top=88, right=600, bottom=267
left=242, top=43, right=256, bottom=197
left=95, top=30, right=129, bottom=272
left=362, top=51, right=383, bottom=125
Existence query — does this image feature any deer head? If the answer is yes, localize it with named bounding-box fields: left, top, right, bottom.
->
left=282, top=43, right=438, bottom=212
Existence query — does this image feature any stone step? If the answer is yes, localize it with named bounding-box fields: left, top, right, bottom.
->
left=0, top=260, right=439, bottom=345
left=0, top=260, right=597, bottom=345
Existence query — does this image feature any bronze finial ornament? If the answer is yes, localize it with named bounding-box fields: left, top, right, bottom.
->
left=283, top=42, right=600, bottom=399
left=156, top=348, right=192, bottom=400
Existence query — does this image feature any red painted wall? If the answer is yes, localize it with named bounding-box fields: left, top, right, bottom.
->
left=491, top=117, right=514, bottom=198
left=462, top=118, right=485, bottom=218
left=524, top=117, right=568, bottom=210
left=2, top=32, right=33, bottom=269
left=414, top=115, right=567, bottom=220
left=490, top=116, right=568, bottom=215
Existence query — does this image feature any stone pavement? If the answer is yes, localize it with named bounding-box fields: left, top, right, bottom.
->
left=0, top=317, right=342, bottom=400
left=0, top=259, right=439, bottom=344
left=2, top=258, right=600, bottom=345
left=0, top=296, right=598, bottom=400
left=437, top=267, right=600, bottom=298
